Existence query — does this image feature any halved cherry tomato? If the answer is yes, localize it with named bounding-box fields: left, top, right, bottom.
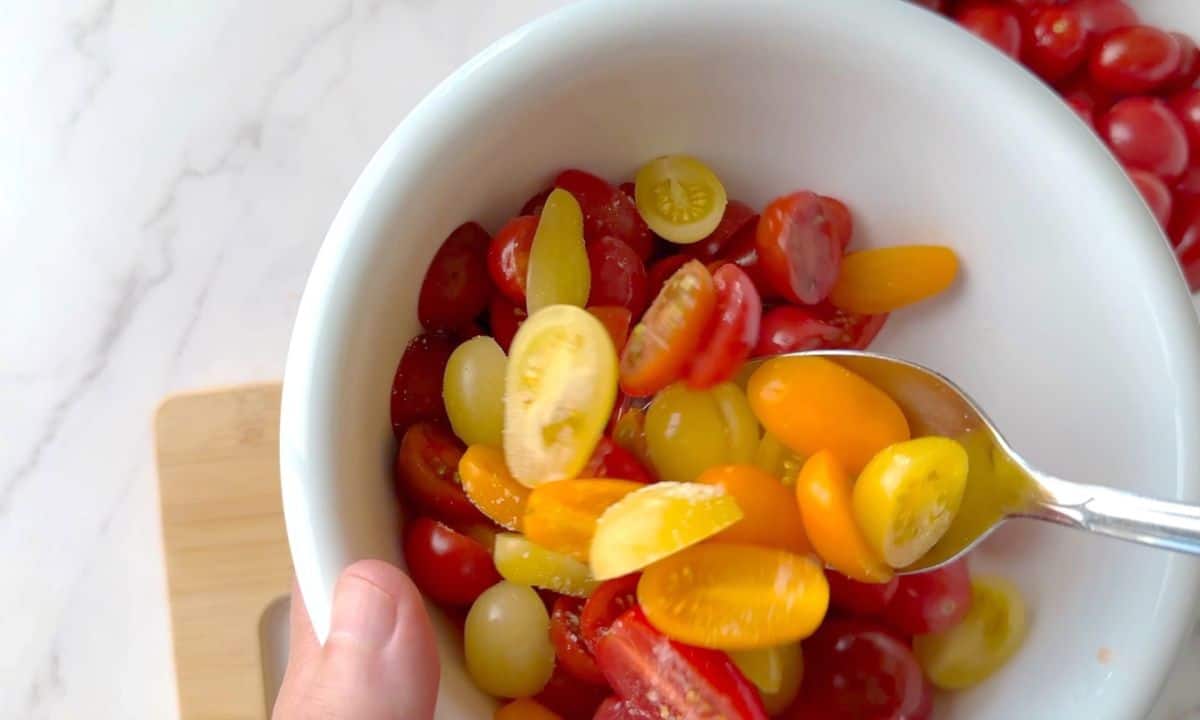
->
left=683, top=199, right=757, bottom=260
left=488, top=295, right=527, bottom=353
left=619, top=260, right=717, bottom=397
left=820, top=195, right=853, bottom=251
left=695, top=465, right=809, bottom=554
left=487, top=215, right=538, bottom=304
left=829, top=245, right=959, bottom=314
left=522, top=187, right=552, bottom=216
left=594, top=607, right=768, bottom=720
left=583, top=436, right=655, bottom=485
left=504, top=306, right=618, bottom=486
left=589, top=482, right=743, bottom=580
left=756, top=191, right=841, bottom=304
left=580, top=574, right=640, bottom=653
left=527, top=189, right=591, bottom=312
left=753, top=305, right=845, bottom=356
left=912, top=576, right=1027, bottom=690
left=495, top=699, right=561, bottom=720
left=403, top=517, right=500, bottom=606
left=644, top=382, right=760, bottom=484
left=634, top=155, right=728, bottom=244
left=1090, top=25, right=1182, bottom=95
left=556, top=169, right=654, bottom=260
left=728, top=643, right=803, bottom=715
left=459, top=445, right=530, bottom=530
left=715, top=219, right=768, bottom=291
left=826, top=569, right=899, bottom=617
left=418, top=222, right=494, bottom=331
left=795, top=451, right=893, bottom=583
left=523, top=479, right=645, bottom=561
left=535, top=665, right=609, bottom=720
left=550, top=595, right=607, bottom=685
left=749, top=356, right=910, bottom=473
left=587, top=306, right=633, bottom=352
left=587, top=236, right=649, bottom=317
left=1100, top=97, right=1190, bottom=179
left=592, top=697, right=650, bottom=720
left=390, top=332, right=455, bottom=438
left=638, top=543, right=828, bottom=650
left=395, top=422, right=487, bottom=524
left=884, top=558, right=972, bottom=635
left=645, top=254, right=691, bottom=300
left=493, top=533, right=598, bottom=597
left=686, top=264, right=762, bottom=389
left=443, top=336, right=507, bottom=447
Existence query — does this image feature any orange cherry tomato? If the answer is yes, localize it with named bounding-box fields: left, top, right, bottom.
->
left=829, top=245, right=959, bottom=314
left=459, top=445, right=531, bottom=531
left=748, top=356, right=909, bottom=474
left=795, top=451, right=892, bottom=583
left=523, top=479, right=644, bottom=562
left=587, top=305, right=633, bottom=351
left=695, top=465, right=810, bottom=554
left=637, top=542, right=829, bottom=650
left=619, top=260, right=716, bottom=397
left=495, top=698, right=562, bottom=720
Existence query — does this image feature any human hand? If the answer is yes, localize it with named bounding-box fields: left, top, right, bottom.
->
left=272, top=559, right=440, bottom=720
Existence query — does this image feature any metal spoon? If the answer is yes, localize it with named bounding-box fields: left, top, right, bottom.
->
left=749, top=350, right=1200, bottom=574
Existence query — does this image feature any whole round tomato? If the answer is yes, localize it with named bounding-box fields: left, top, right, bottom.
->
left=1126, top=167, right=1173, bottom=227
left=588, top=235, right=649, bottom=317
left=403, top=517, right=500, bottom=606
left=487, top=215, right=538, bottom=304
left=883, top=558, right=972, bottom=635
left=1089, top=25, right=1182, bottom=95
left=1072, top=0, right=1138, bottom=35
left=1100, top=97, right=1190, bottom=180
left=756, top=191, right=841, bottom=304
left=390, top=332, right=455, bottom=438
left=1023, top=6, right=1089, bottom=83
left=1164, top=33, right=1200, bottom=92
left=550, top=596, right=607, bottom=685
left=955, top=5, right=1022, bottom=59
left=418, top=222, right=494, bottom=331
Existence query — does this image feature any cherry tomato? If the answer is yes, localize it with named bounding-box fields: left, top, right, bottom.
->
left=695, top=465, right=810, bottom=554
left=465, top=581, right=556, bottom=697
left=685, top=264, right=762, bottom=389
left=756, top=191, right=841, bottom=304
left=912, top=576, right=1027, bottom=690
left=527, top=189, right=591, bottom=313
left=522, top=187, right=552, bottom=216
left=645, top=382, right=760, bottom=484
left=1169, top=89, right=1200, bottom=156
left=550, top=595, right=607, bottom=685
left=820, top=195, right=854, bottom=251
left=683, top=200, right=757, bottom=260
left=1164, top=33, right=1200, bottom=93
left=794, top=618, right=932, bottom=720
left=884, top=558, right=973, bottom=635
left=634, top=155, right=728, bottom=244
left=753, top=303, right=887, bottom=356
left=1089, top=25, right=1182, bottom=95
left=495, top=699, right=561, bottom=720
left=1072, top=0, right=1138, bottom=35
left=556, top=169, right=654, bottom=260
left=592, top=697, right=650, bottom=720
left=619, top=260, right=717, bottom=397
left=645, top=254, right=691, bottom=300
left=583, top=436, right=655, bottom=484
left=1175, top=213, right=1200, bottom=291
left=403, top=517, right=500, bottom=606
left=830, top=245, right=959, bottom=314
left=715, top=218, right=769, bottom=291
left=619, top=181, right=636, bottom=198
left=443, top=336, right=507, bottom=447
left=1127, top=167, right=1173, bottom=226
left=1064, top=89, right=1097, bottom=129
left=523, top=479, right=644, bottom=562
left=795, top=451, right=893, bottom=584
left=580, top=574, right=640, bottom=653
left=1100, top=97, right=1190, bottom=179
left=493, top=533, right=598, bottom=598
left=459, top=445, right=530, bottom=530
left=418, top=222, right=493, bottom=331
left=488, top=295, right=527, bottom=352
left=1177, top=167, right=1200, bottom=206
left=729, top=643, right=803, bottom=714
left=955, top=5, right=1022, bottom=59
left=587, top=305, right=633, bottom=351
left=396, top=422, right=487, bottom=524
left=535, top=666, right=609, bottom=720
left=487, top=215, right=538, bottom=304
left=390, top=332, right=455, bottom=438
left=594, top=607, right=769, bottom=720
left=1023, top=6, right=1088, bottom=83
left=587, top=236, right=649, bottom=316
left=826, top=569, right=899, bottom=616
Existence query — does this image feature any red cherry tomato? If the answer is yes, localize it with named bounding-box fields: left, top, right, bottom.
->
left=395, top=422, right=487, bottom=525
left=1172, top=194, right=1200, bottom=248
left=550, top=596, right=607, bottom=685
left=390, top=332, right=455, bottom=438
left=754, top=303, right=888, bottom=356
left=1072, top=0, right=1138, bottom=35
left=1127, top=167, right=1173, bottom=226
left=594, top=607, right=768, bottom=720
left=792, top=618, right=932, bottom=720
left=583, top=436, right=655, bottom=484
left=1177, top=166, right=1200, bottom=205
left=589, top=306, right=634, bottom=351
left=685, top=264, right=763, bottom=389
left=716, top=216, right=770, bottom=290
left=1169, top=89, right=1200, bottom=157
left=1177, top=221, right=1200, bottom=292
left=487, top=215, right=538, bottom=304
left=619, top=182, right=636, bottom=199
left=645, top=254, right=692, bottom=301
left=588, top=235, right=649, bottom=317
left=1064, top=89, right=1097, bottom=129
left=488, top=295, right=527, bottom=352
left=826, top=569, right=900, bottom=617
left=555, top=169, right=654, bottom=260
left=883, top=558, right=973, bottom=635
left=820, top=195, right=854, bottom=251
left=535, top=665, right=610, bottom=720
left=593, top=697, right=653, bottom=720
left=402, top=517, right=500, bottom=606
left=1163, top=33, right=1200, bottom=93
left=417, top=222, right=493, bottom=331
left=756, top=191, right=842, bottom=304
left=580, top=575, right=640, bottom=653
left=909, top=0, right=947, bottom=13
left=955, top=5, right=1022, bottom=59
left=1089, top=26, right=1182, bottom=95
left=1100, top=97, right=1190, bottom=179
left=684, top=200, right=758, bottom=260
left=522, top=187, right=552, bottom=216
left=1023, top=7, right=1089, bottom=83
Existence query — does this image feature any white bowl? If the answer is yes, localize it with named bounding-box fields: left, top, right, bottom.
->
left=280, top=0, right=1200, bottom=717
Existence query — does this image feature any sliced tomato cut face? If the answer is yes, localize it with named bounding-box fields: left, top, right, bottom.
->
left=756, top=191, right=841, bottom=304
left=634, top=155, right=729, bottom=245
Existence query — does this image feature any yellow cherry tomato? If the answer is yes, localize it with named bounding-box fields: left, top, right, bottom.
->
left=503, top=305, right=618, bottom=487
left=589, top=482, right=742, bottom=580
left=753, top=432, right=806, bottom=487
left=796, top=451, right=893, bottom=583
left=634, top=154, right=728, bottom=244
left=526, top=189, right=590, bottom=312
left=465, top=582, right=555, bottom=698
left=522, top=479, right=644, bottom=561
left=637, top=543, right=828, bottom=650
left=695, top=465, right=810, bottom=554
left=830, top=245, right=959, bottom=314
left=495, top=699, right=562, bottom=720
left=459, top=445, right=530, bottom=531
left=748, top=356, right=909, bottom=474
left=853, top=437, right=969, bottom=569
left=645, top=382, right=760, bottom=483
left=728, top=643, right=803, bottom=715
left=443, top=336, right=508, bottom=447
left=913, top=576, right=1027, bottom=690
left=493, top=533, right=598, bottom=598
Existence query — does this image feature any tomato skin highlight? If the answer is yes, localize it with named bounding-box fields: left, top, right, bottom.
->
left=1100, top=97, right=1191, bottom=180
left=395, top=422, right=488, bottom=525
left=487, top=215, right=538, bottom=304
left=419, top=222, right=494, bottom=331
left=390, top=332, right=455, bottom=438
left=686, top=264, right=762, bottom=389
left=1089, top=25, right=1182, bottom=95
left=756, top=191, right=842, bottom=304
left=403, top=517, right=500, bottom=606
left=556, top=169, right=654, bottom=260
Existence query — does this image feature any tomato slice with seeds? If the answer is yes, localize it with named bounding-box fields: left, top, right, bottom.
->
left=587, top=235, right=649, bottom=317
left=619, top=260, right=717, bottom=397
left=756, top=191, right=841, bottom=304
left=587, top=305, right=633, bottom=351
left=487, top=215, right=538, bottom=304
left=753, top=303, right=888, bottom=357
left=458, top=445, right=530, bottom=530
left=582, top=436, right=655, bottom=485
left=580, top=574, right=640, bottom=653
left=634, top=155, right=728, bottom=245
left=390, top=332, right=455, bottom=438
left=683, top=199, right=756, bottom=260
left=550, top=595, right=607, bottom=685
left=488, top=295, right=527, bottom=352
left=395, top=422, right=487, bottom=525
left=685, top=264, right=762, bottom=389
left=418, top=221, right=494, bottom=331
left=555, top=169, right=654, bottom=260
left=402, top=517, right=500, bottom=606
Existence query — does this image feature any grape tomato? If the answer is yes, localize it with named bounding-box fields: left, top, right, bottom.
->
left=535, top=665, right=610, bottom=720
left=756, top=191, right=841, bottom=304
left=550, top=595, right=606, bottom=685
left=1165, top=32, right=1200, bottom=92
left=1169, top=89, right=1200, bottom=153
left=465, top=582, right=556, bottom=698
left=1073, top=0, right=1138, bottom=35
left=684, top=199, right=757, bottom=260
left=459, top=445, right=530, bottom=530
left=955, top=4, right=1022, bottom=59
left=1024, top=6, right=1089, bottom=83
left=487, top=215, right=538, bottom=304
left=583, top=436, right=655, bottom=485
left=523, top=479, right=645, bottom=562
left=580, top=574, right=640, bottom=653
left=527, top=189, right=591, bottom=313
left=390, top=332, right=455, bottom=438
left=396, top=422, right=486, bottom=525
left=644, top=382, right=760, bottom=484
left=521, top=187, right=552, bottom=216
left=488, top=295, right=527, bottom=352
left=634, top=155, right=729, bottom=244
left=686, top=264, right=763, bottom=389
left=884, top=558, right=972, bottom=635
left=1089, top=25, right=1182, bottom=95
left=587, top=236, right=649, bottom=316
left=493, top=533, right=599, bottom=598
left=1128, top=168, right=1173, bottom=226
left=556, top=169, right=654, bottom=260
left=403, top=517, right=500, bottom=606
left=443, top=336, right=507, bottom=448
left=695, top=464, right=810, bottom=554
left=1100, top=97, right=1190, bottom=180
left=419, top=222, right=494, bottom=331
left=795, top=451, right=894, bottom=584
left=912, top=576, right=1027, bottom=690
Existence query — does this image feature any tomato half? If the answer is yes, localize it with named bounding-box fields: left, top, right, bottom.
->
left=556, top=169, right=654, bottom=260
left=883, top=558, right=972, bottom=635
left=523, top=479, right=645, bottom=561
left=695, top=465, right=809, bottom=554
left=912, top=576, right=1027, bottom=690
left=390, top=332, right=455, bottom=438
left=634, top=155, right=728, bottom=244
left=403, top=517, right=500, bottom=606
left=583, top=436, right=655, bottom=485
left=458, top=445, right=530, bottom=530
left=753, top=303, right=888, bottom=356
left=684, top=200, right=757, bottom=260
left=795, top=451, right=893, bottom=584
left=829, top=246, right=959, bottom=315
left=685, top=264, right=763, bottom=389
left=493, top=533, right=598, bottom=598
left=587, top=236, right=649, bottom=317
left=826, top=569, right=899, bottom=617
left=756, top=191, right=841, bottom=304
left=527, top=189, right=591, bottom=313
left=550, top=595, right=607, bottom=685
left=487, top=215, right=538, bottom=305
left=587, top=306, right=633, bottom=352
left=488, top=295, right=528, bottom=353
left=580, top=574, right=640, bottom=653
left=395, top=422, right=487, bottom=524
left=418, top=221, right=494, bottom=331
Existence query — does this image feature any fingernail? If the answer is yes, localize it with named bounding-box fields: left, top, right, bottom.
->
left=328, top=572, right=398, bottom=652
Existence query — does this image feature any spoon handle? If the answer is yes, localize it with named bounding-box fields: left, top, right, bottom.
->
left=1029, top=474, right=1200, bottom=555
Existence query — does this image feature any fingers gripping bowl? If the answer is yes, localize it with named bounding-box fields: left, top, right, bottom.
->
left=280, top=0, right=1200, bottom=718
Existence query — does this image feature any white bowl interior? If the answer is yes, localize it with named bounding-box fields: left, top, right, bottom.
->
left=281, top=1, right=1200, bottom=717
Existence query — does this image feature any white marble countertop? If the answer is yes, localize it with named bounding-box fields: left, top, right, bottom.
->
left=2, top=1, right=1199, bottom=718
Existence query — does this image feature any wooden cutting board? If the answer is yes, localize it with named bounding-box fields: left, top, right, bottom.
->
left=156, top=383, right=291, bottom=720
